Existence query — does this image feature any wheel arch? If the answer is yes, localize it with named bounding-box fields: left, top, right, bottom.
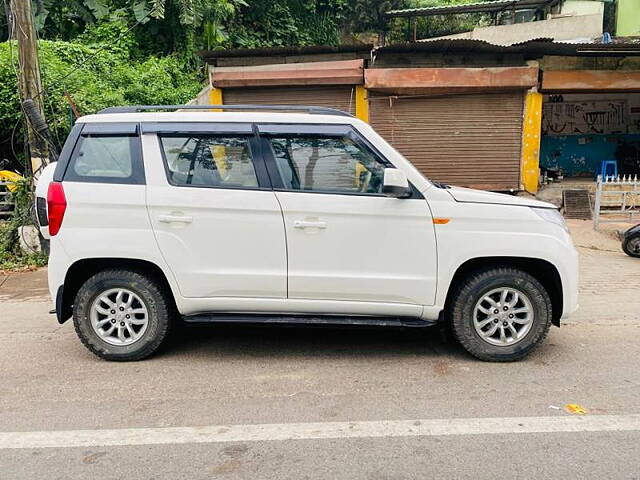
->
left=443, top=256, right=563, bottom=327
left=57, top=258, right=176, bottom=324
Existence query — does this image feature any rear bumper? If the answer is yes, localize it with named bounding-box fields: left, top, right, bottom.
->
left=48, top=237, right=72, bottom=323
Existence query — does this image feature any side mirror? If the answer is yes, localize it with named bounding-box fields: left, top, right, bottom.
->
left=382, top=168, right=411, bottom=198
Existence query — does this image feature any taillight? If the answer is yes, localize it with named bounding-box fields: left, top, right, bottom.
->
left=47, top=182, right=66, bottom=236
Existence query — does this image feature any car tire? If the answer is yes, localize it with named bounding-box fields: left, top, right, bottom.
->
left=449, top=266, right=552, bottom=362
left=73, top=269, right=172, bottom=361
left=622, top=234, right=640, bottom=258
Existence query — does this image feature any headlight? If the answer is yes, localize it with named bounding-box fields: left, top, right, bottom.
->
left=531, top=207, right=569, bottom=232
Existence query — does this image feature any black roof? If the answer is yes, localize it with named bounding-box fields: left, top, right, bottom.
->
left=199, top=44, right=372, bottom=63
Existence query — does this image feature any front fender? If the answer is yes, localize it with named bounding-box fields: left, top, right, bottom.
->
left=429, top=202, right=579, bottom=321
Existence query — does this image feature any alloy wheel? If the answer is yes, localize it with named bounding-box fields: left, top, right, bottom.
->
left=89, top=288, right=149, bottom=346
left=473, top=287, right=534, bottom=347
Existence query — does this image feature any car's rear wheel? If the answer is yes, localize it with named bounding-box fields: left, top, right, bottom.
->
left=73, top=269, right=171, bottom=361
left=622, top=234, right=640, bottom=258
left=449, top=267, right=552, bottom=362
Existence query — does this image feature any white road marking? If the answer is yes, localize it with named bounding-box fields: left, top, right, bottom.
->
left=2, top=415, right=640, bottom=449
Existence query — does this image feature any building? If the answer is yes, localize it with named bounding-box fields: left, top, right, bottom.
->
left=196, top=0, right=640, bottom=194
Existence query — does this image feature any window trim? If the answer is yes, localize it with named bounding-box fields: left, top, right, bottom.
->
left=53, top=123, right=83, bottom=182
left=62, top=123, right=145, bottom=185
left=156, top=131, right=272, bottom=191
left=257, top=123, right=353, bottom=137
left=142, top=122, right=253, bottom=135
left=82, top=123, right=138, bottom=135
left=257, top=124, right=422, bottom=199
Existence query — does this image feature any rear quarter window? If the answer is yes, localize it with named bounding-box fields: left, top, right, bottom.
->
left=64, top=133, right=144, bottom=184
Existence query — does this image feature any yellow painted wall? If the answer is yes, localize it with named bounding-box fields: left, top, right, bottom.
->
left=209, top=87, right=223, bottom=111
left=355, top=85, right=369, bottom=123
left=521, top=91, right=542, bottom=193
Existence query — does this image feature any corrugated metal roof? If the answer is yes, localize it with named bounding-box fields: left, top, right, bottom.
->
left=416, top=36, right=554, bottom=47
left=375, top=38, right=640, bottom=56
left=386, top=0, right=560, bottom=17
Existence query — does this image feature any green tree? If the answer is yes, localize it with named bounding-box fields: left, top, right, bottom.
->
left=339, top=0, right=406, bottom=43
left=20, top=0, right=244, bottom=57
left=226, top=0, right=342, bottom=48
left=386, top=0, right=498, bottom=43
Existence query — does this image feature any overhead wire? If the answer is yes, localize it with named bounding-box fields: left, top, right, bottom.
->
left=33, top=17, right=64, bottom=152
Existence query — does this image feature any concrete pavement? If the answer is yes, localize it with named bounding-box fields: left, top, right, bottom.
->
left=1, top=220, right=639, bottom=479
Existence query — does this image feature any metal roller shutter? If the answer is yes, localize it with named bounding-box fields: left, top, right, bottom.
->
left=223, top=86, right=356, bottom=115
left=369, top=92, right=524, bottom=191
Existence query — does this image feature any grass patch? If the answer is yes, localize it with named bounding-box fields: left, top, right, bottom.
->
left=0, top=221, right=48, bottom=272
left=0, top=249, right=48, bottom=272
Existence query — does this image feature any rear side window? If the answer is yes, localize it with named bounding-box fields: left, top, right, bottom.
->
left=159, top=135, right=258, bottom=188
left=65, top=134, right=144, bottom=184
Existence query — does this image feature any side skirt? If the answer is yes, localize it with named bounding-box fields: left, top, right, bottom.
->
left=182, top=313, right=437, bottom=328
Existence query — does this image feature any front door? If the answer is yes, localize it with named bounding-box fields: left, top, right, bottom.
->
left=144, top=124, right=287, bottom=299
left=259, top=125, right=437, bottom=306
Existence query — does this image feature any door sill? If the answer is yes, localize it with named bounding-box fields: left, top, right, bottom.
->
left=182, top=313, right=436, bottom=328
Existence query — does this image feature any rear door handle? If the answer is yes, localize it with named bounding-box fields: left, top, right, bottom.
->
left=294, top=220, right=327, bottom=229
left=158, top=214, right=193, bottom=224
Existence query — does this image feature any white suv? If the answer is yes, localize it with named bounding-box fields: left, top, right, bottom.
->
left=35, top=105, right=578, bottom=362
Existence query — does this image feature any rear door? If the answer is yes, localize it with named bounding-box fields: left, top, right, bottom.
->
left=258, top=124, right=438, bottom=307
left=144, top=123, right=287, bottom=299
left=54, top=123, right=155, bottom=262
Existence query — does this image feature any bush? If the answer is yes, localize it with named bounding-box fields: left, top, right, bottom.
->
left=0, top=179, right=47, bottom=271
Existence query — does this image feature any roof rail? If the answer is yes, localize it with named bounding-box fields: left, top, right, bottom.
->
left=97, top=104, right=354, bottom=118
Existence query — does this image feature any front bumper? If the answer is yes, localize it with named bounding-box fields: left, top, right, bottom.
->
left=559, top=245, right=580, bottom=322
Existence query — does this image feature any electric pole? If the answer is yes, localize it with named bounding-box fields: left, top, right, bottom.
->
left=10, top=0, right=49, bottom=178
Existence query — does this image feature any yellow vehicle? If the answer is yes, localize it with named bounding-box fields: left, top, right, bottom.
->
left=0, top=169, right=23, bottom=193
left=0, top=158, right=25, bottom=193
left=0, top=162, right=24, bottom=216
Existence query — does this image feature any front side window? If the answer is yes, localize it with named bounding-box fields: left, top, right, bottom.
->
left=268, top=135, right=386, bottom=194
left=68, top=135, right=139, bottom=182
left=159, top=135, right=258, bottom=188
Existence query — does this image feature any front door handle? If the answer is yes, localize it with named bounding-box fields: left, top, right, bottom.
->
left=294, top=220, right=327, bottom=229
left=158, top=214, right=193, bottom=224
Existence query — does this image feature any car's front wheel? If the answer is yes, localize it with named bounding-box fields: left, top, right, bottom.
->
left=73, top=269, right=172, bottom=361
left=449, top=267, right=552, bottom=362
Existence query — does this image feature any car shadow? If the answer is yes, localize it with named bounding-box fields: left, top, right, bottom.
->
left=160, top=322, right=471, bottom=361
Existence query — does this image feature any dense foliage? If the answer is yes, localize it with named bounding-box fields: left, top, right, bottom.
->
left=20, top=0, right=350, bottom=57
left=3, top=1, right=492, bottom=57
left=0, top=179, right=47, bottom=270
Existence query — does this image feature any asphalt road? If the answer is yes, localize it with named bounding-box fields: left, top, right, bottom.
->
left=1, top=222, right=640, bottom=479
